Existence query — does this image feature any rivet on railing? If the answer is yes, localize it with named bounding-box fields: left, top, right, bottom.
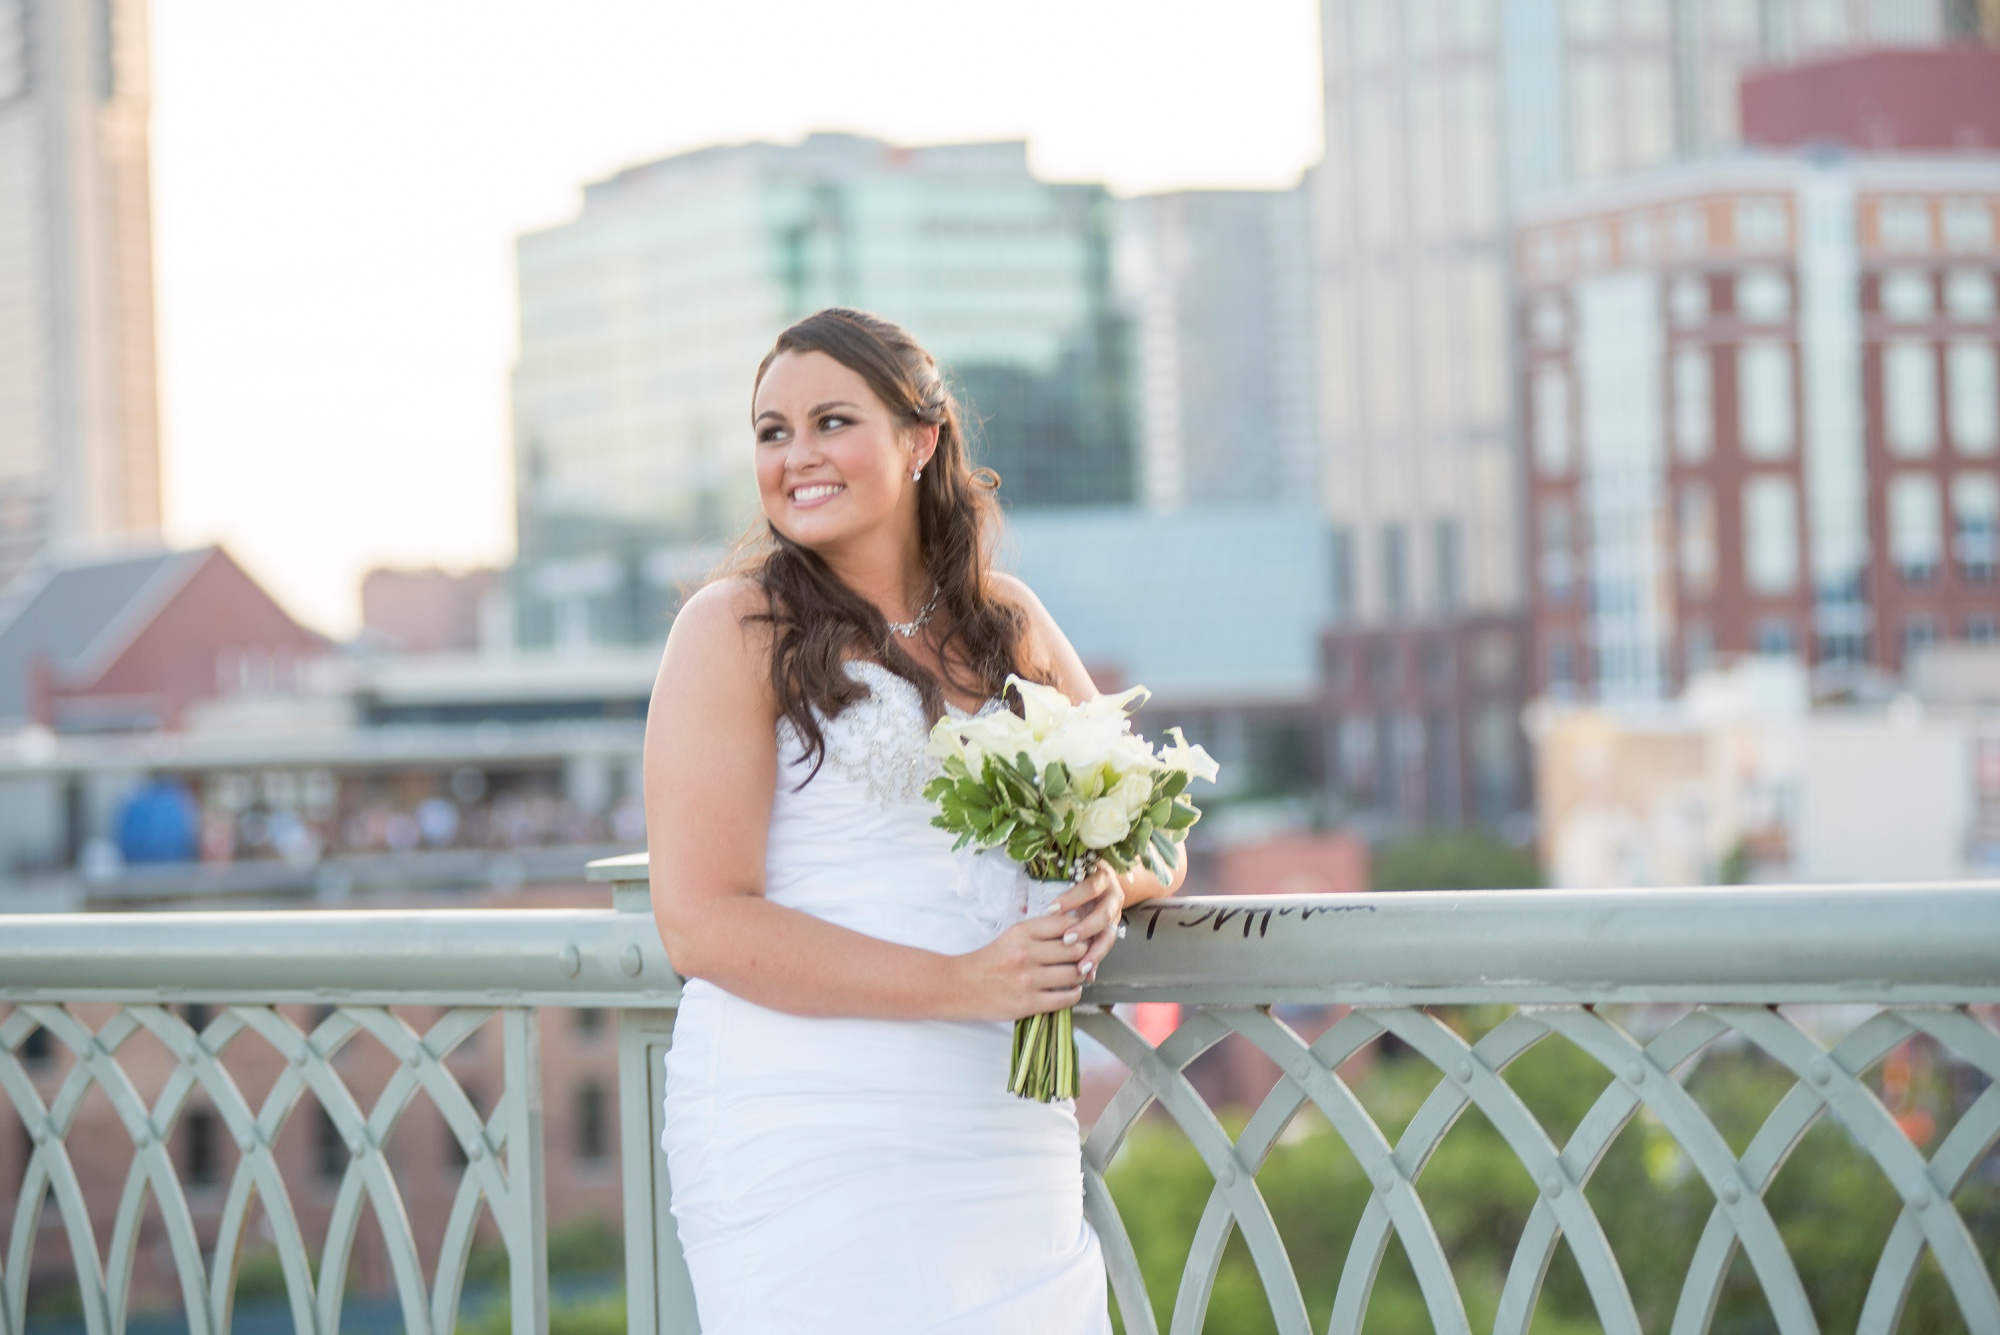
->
left=30, top=1119, right=50, bottom=1145
left=620, top=943, right=644, bottom=977
left=1373, top=1168, right=1395, bottom=1195
left=1624, top=1059, right=1646, bottom=1084
left=1215, top=1161, right=1237, bottom=1189
left=560, top=944, right=582, bottom=977
left=1541, top=1173, right=1563, bottom=1199
left=291, top=1047, right=310, bottom=1068
left=1909, top=1187, right=1932, bottom=1211
left=1809, top=1056, right=1833, bottom=1085
left=182, top=1048, right=199, bottom=1066
left=404, top=1046, right=423, bottom=1068
left=468, top=1136, right=487, bottom=1162
left=346, top=1127, right=370, bottom=1156
left=1721, top=1179, right=1743, bottom=1205
left=1454, top=1058, right=1474, bottom=1082
left=236, top=1126, right=259, bottom=1154
left=134, top=1126, right=154, bottom=1150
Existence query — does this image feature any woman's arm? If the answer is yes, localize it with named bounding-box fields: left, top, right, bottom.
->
left=993, top=572, right=1184, bottom=906
left=644, top=579, right=1086, bottom=1021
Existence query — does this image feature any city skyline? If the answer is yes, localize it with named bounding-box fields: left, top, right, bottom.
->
left=148, top=0, right=1324, bottom=635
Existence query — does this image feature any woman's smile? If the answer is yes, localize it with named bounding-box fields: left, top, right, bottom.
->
left=789, top=481, right=847, bottom=507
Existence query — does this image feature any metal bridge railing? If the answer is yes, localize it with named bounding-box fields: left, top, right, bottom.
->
left=1, top=858, right=1996, bottom=1335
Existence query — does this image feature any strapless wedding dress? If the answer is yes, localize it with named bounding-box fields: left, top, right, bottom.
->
left=661, top=660, right=1111, bottom=1334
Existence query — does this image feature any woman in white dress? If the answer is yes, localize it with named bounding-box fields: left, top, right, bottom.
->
left=642, top=307, right=1179, bottom=1334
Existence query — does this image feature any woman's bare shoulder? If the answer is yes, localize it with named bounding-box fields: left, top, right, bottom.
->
left=657, top=577, right=774, bottom=705
left=985, top=572, right=1095, bottom=700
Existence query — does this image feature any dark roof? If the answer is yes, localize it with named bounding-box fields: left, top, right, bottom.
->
left=0, top=549, right=208, bottom=722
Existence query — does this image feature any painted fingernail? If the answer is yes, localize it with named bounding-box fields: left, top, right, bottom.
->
left=1081, top=959, right=1096, bottom=975
left=1063, top=931, right=1079, bottom=944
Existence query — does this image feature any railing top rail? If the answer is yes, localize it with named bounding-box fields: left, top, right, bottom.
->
left=3, top=873, right=1999, bottom=1006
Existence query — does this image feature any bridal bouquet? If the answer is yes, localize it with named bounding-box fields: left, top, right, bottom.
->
left=924, top=676, right=1219, bottom=1101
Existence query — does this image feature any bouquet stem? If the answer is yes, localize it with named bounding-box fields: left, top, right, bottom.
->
left=1009, top=1005, right=1078, bottom=1101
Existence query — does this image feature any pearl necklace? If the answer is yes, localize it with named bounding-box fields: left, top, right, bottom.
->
left=885, top=587, right=941, bottom=638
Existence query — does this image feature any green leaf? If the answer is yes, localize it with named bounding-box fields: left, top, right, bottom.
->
left=1150, top=828, right=1181, bottom=871
left=1099, top=846, right=1130, bottom=874
left=1165, top=800, right=1199, bottom=830
left=1146, top=799, right=1171, bottom=827
left=1043, top=762, right=1068, bottom=797
left=1160, top=770, right=1188, bottom=799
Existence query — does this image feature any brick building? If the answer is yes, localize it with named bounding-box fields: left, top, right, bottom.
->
left=1517, top=152, right=2000, bottom=699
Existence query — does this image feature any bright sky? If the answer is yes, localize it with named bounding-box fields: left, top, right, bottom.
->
left=152, top=0, right=1324, bottom=636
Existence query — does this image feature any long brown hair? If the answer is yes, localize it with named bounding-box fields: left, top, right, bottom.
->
left=725, top=307, right=1040, bottom=778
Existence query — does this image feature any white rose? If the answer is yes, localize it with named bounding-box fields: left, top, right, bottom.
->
left=1076, top=797, right=1133, bottom=850
left=956, top=711, right=1034, bottom=770
left=1107, top=772, right=1155, bottom=822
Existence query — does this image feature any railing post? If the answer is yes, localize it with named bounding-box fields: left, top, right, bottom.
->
left=502, top=1009, right=551, bottom=1335
left=611, top=874, right=700, bottom=1334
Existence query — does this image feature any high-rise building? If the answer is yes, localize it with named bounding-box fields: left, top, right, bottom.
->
left=1309, top=0, right=1976, bottom=825
left=1116, top=188, right=1318, bottom=511
left=508, top=134, right=1130, bottom=650
left=1519, top=71, right=2000, bottom=701
left=0, top=0, right=163, bottom=589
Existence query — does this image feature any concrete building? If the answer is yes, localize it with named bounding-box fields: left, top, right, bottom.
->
left=1116, top=188, right=1318, bottom=511
left=1529, top=651, right=2000, bottom=887
left=1517, top=149, right=2000, bottom=700
left=0, top=0, right=164, bottom=587
left=510, top=134, right=1131, bottom=650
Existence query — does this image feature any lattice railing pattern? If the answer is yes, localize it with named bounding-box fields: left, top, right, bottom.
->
left=0, top=1002, right=546, bottom=1335
left=1075, top=1002, right=2000, bottom=1335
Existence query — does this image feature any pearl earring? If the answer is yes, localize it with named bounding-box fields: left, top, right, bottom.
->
left=912, top=464, right=924, bottom=481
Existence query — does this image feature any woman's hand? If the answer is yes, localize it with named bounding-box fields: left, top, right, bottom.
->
left=1050, top=861, right=1129, bottom=982
left=949, top=913, right=1089, bottom=1022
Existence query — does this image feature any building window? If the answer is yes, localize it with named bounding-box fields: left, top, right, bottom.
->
left=575, top=1082, right=609, bottom=1165
left=1329, top=527, right=1356, bottom=623
left=1541, top=502, right=1574, bottom=602
left=1879, top=199, right=1933, bottom=255
left=1532, top=297, right=1568, bottom=347
left=1340, top=717, right=1378, bottom=796
left=1322, top=644, right=1350, bottom=690
left=1756, top=618, right=1797, bottom=657
left=182, top=1108, right=220, bottom=1190
left=1735, top=199, right=1789, bottom=252
left=1743, top=476, right=1800, bottom=594
left=1890, top=473, right=1943, bottom=583
left=1674, top=347, right=1712, bottom=461
left=1670, top=274, right=1709, bottom=326
left=1942, top=199, right=1994, bottom=255
left=1954, top=473, right=1999, bottom=580
left=1422, top=641, right=1454, bottom=689
left=315, top=1106, right=346, bottom=1183
left=1736, top=269, right=1791, bottom=322
left=1945, top=270, right=1997, bottom=321
left=1967, top=614, right=1998, bottom=645
left=1533, top=367, right=1571, bottom=474
left=1678, top=484, right=1717, bottom=597
left=1880, top=270, right=1934, bottom=322
left=1683, top=620, right=1715, bottom=677
left=576, top=1008, right=605, bottom=1040
left=1433, top=519, right=1461, bottom=613
left=1902, top=617, right=1941, bottom=664
left=1368, top=644, right=1400, bottom=692
left=1739, top=342, right=1794, bottom=459
left=20, top=1024, right=50, bottom=1069
left=1885, top=341, right=1940, bottom=457
left=1382, top=525, right=1408, bottom=618
left=1548, top=640, right=1577, bottom=695
left=1947, top=340, right=1998, bottom=456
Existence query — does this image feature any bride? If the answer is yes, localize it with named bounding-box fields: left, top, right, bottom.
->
left=642, top=306, right=1179, bottom=1333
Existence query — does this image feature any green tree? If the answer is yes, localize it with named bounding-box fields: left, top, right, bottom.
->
left=1370, top=829, right=1541, bottom=892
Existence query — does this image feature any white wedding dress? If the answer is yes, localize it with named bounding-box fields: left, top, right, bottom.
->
left=661, top=660, right=1112, bottom=1334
